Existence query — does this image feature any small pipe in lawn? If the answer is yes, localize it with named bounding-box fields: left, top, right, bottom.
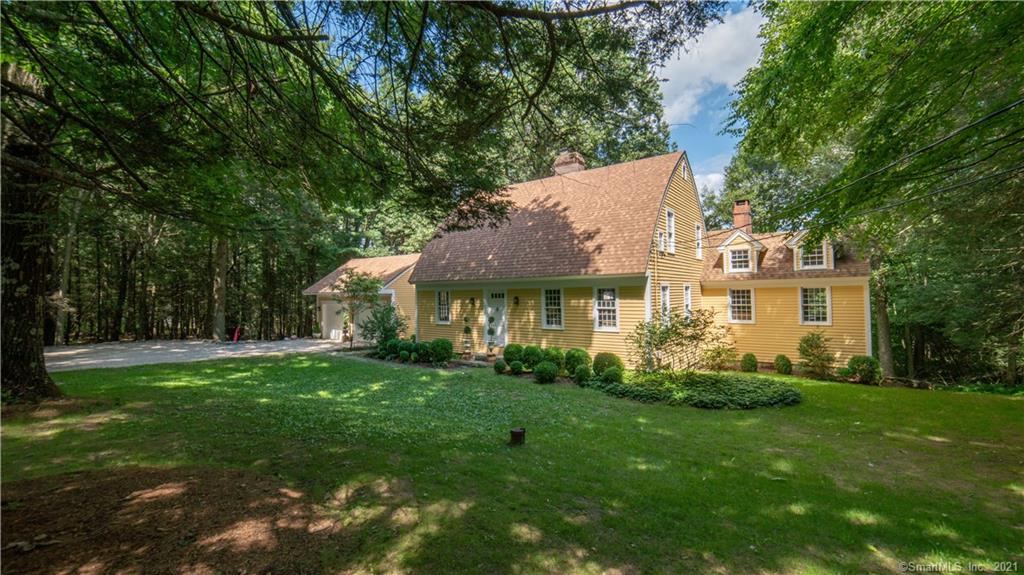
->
left=509, top=427, right=526, bottom=446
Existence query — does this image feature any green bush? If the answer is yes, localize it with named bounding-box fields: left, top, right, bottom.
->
left=429, top=338, right=454, bottom=365
left=385, top=339, right=401, bottom=359
left=601, top=366, right=624, bottom=384
left=358, top=305, right=409, bottom=349
left=593, top=352, right=624, bottom=376
left=399, top=340, right=416, bottom=356
left=774, top=354, right=793, bottom=375
left=533, top=361, right=558, bottom=384
left=740, top=353, right=758, bottom=372
left=799, top=331, right=833, bottom=379
left=701, top=345, right=738, bottom=371
left=399, top=350, right=410, bottom=362
left=409, top=352, right=418, bottom=363
left=565, top=348, right=591, bottom=375
left=847, top=355, right=882, bottom=384
left=543, top=347, right=565, bottom=371
left=415, top=342, right=431, bottom=359
left=494, top=359, right=507, bottom=374
left=669, top=373, right=803, bottom=409
left=588, top=377, right=669, bottom=402
left=509, top=360, right=524, bottom=375
left=502, top=343, right=524, bottom=364
left=573, top=364, right=592, bottom=385
left=522, top=345, right=544, bottom=369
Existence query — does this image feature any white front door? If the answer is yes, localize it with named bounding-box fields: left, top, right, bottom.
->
left=485, top=291, right=508, bottom=347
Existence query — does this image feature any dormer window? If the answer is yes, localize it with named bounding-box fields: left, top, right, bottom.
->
left=728, top=248, right=751, bottom=272
left=798, top=242, right=827, bottom=270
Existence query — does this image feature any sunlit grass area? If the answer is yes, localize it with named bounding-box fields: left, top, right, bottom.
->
left=4, top=355, right=1022, bottom=573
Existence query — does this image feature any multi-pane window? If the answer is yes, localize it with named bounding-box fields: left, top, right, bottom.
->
left=595, top=288, right=618, bottom=330
left=658, top=231, right=666, bottom=252
left=660, top=284, right=671, bottom=324
left=801, top=287, right=829, bottom=324
left=684, top=284, right=692, bottom=318
left=695, top=223, right=703, bottom=259
left=666, top=210, right=676, bottom=253
left=436, top=291, right=451, bottom=324
left=728, top=289, right=754, bottom=323
left=542, top=288, right=563, bottom=329
left=729, top=249, right=751, bottom=272
left=800, top=242, right=826, bottom=269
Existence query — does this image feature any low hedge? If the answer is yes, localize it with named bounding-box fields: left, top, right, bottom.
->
left=522, top=345, right=544, bottom=369
left=565, top=348, right=591, bottom=375
left=502, top=344, right=524, bottom=364
left=582, top=371, right=802, bottom=410
left=533, top=361, right=558, bottom=384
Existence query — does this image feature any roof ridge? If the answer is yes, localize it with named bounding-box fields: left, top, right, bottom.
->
left=507, top=151, right=683, bottom=188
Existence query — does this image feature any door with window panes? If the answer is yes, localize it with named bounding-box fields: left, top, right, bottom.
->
left=486, top=291, right=508, bottom=347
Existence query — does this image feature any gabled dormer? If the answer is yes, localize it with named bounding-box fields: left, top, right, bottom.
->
left=785, top=231, right=834, bottom=271
left=717, top=228, right=766, bottom=273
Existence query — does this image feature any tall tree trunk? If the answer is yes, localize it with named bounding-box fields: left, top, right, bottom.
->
left=212, top=235, right=228, bottom=341
left=54, top=191, right=86, bottom=345
left=108, top=235, right=136, bottom=342
left=1, top=63, right=62, bottom=401
left=872, top=285, right=895, bottom=379
left=903, top=324, right=915, bottom=378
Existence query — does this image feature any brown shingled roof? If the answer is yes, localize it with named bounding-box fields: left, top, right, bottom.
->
left=701, top=229, right=869, bottom=282
left=303, top=253, right=419, bottom=296
left=410, top=152, right=684, bottom=283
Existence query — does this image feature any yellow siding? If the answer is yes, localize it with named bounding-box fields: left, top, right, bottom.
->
left=389, top=266, right=417, bottom=337
left=650, top=156, right=706, bottom=315
left=416, top=289, right=486, bottom=353
left=703, top=284, right=869, bottom=365
left=417, top=285, right=646, bottom=365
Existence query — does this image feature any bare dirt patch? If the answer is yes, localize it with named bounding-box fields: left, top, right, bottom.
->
left=1, top=398, right=110, bottom=421
left=1, top=467, right=344, bottom=574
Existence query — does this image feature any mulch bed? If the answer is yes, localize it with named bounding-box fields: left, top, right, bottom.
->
left=1, top=468, right=341, bottom=574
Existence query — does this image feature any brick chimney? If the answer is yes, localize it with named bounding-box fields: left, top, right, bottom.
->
left=732, top=199, right=752, bottom=233
left=553, top=150, right=586, bottom=175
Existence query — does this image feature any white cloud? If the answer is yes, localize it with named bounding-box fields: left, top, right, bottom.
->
left=694, top=172, right=725, bottom=194
left=659, top=7, right=765, bottom=124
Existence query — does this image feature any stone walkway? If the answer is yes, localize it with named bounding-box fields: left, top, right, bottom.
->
left=44, top=339, right=342, bottom=372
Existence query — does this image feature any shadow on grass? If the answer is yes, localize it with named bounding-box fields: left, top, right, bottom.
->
left=2, top=355, right=1021, bottom=573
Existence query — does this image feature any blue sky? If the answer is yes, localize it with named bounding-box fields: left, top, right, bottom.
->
left=658, top=4, right=765, bottom=193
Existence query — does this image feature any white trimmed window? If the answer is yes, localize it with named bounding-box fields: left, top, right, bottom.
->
left=435, top=291, right=451, bottom=324
left=695, top=223, right=703, bottom=259
left=728, top=248, right=752, bottom=272
left=660, top=283, right=671, bottom=325
left=666, top=209, right=676, bottom=253
left=683, top=284, right=692, bottom=318
left=799, top=242, right=827, bottom=269
left=594, top=287, right=619, bottom=331
left=728, top=288, right=754, bottom=323
left=541, top=288, right=564, bottom=329
left=800, top=287, right=830, bottom=325
left=658, top=231, right=666, bottom=252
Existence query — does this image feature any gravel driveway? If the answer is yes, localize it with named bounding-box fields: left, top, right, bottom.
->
left=44, top=339, right=343, bottom=372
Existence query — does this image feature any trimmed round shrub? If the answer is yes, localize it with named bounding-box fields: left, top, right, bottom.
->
left=601, top=366, right=624, bottom=384
left=533, top=361, right=558, bottom=384
left=415, top=342, right=431, bottom=359
left=593, top=352, right=624, bottom=376
left=522, top=345, right=544, bottom=369
left=740, top=353, right=758, bottom=372
left=399, top=350, right=410, bottom=362
left=399, top=340, right=416, bottom=355
left=410, top=352, right=418, bottom=363
left=509, top=360, right=524, bottom=375
left=573, top=364, right=592, bottom=386
left=429, top=338, right=454, bottom=364
left=774, top=354, right=793, bottom=375
left=543, top=347, right=565, bottom=371
left=565, top=348, right=591, bottom=375
left=494, top=359, right=507, bottom=374
left=385, top=339, right=401, bottom=358
left=670, top=373, right=803, bottom=410
left=847, top=355, right=882, bottom=385
left=502, top=343, right=524, bottom=364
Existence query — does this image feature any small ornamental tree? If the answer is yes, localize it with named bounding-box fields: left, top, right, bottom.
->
left=358, top=305, right=409, bottom=349
left=627, top=309, right=731, bottom=372
left=799, top=331, right=833, bottom=379
left=333, top=269, right=384, bottom=350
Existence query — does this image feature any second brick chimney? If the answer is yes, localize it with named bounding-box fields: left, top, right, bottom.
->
left=553, top=150, right=586, bottom=175
left=733, top=199, right=752, bottom=233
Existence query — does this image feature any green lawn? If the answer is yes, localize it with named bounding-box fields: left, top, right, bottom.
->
left=4, top=355, right=1022, bottom=574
